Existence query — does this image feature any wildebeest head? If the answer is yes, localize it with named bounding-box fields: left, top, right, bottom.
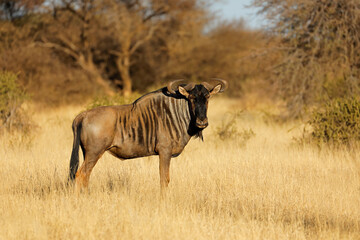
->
left=167, top=79, right=228, bottom=129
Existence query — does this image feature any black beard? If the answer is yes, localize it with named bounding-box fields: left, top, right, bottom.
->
left=188, top=119, right=205, bottom=141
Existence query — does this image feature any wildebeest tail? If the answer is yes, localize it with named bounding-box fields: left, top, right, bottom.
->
left=68, top=117, right=83, bottom=181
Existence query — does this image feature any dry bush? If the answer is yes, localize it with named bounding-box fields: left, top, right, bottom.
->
left=0, top=71, right=36, bottom=147
left=0, top=71, right=30, bottom=132
left=215, top=111, right=255, bottom=146
left=253, top=0, right=360, bottom=117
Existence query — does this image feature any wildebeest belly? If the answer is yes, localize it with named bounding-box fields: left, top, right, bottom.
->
left=107, top=144, right=155, bottom=160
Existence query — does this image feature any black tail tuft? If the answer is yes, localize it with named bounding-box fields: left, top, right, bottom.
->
left=68, top=120, right=82, bottom=182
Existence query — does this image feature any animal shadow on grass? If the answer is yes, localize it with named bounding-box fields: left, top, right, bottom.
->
left=101, top=172, right=132, bottom=194
left=11, top=174, right=70, bottom=198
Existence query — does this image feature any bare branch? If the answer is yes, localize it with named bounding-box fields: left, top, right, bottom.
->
left=35, top=39, right=80, bottom=60
left=143, top=5, right=169, bottom=22
left=109, top=50, right=122, bottom=57
left=129, top=24, right=158, bottom=55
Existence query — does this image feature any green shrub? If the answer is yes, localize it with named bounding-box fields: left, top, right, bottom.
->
left=0, top=71, right=32, bottom=134
left=309, top=97, right=360, bottom=145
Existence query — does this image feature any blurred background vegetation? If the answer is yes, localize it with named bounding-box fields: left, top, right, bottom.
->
left=0, top=0, right=266, bottom=105
left=2, top=0, right=360, bottom=143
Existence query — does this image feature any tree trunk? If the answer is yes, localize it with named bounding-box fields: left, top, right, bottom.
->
left=116, top=56, right=132, bottom=97
left=78, top=54, right=115, bottom=96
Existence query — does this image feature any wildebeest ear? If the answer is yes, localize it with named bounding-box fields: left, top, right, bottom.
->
left=178, top=86, right=189, bottom=98
left=210, top=84, right=222, bottom=95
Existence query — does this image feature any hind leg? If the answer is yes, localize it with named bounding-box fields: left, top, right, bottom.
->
left=75, top=150, right=104, bottom=190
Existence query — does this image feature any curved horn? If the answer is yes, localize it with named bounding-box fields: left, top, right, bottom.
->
left=167, top=79, right=196, bottom=94
left=167, top=79, right=185, bottom=94
left=201, top=82, right=213, bottom=92
left=202, top=78, right=228, bottom=93
left=184, top=82, right=196, bottom=91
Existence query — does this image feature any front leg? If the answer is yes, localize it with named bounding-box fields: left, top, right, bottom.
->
left=159, top=150, right=172, bottom=192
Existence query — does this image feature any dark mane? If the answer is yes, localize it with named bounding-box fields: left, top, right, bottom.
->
left=131, top=87, right=186, bottom=110
left=132, top=88, right=165, bottom=107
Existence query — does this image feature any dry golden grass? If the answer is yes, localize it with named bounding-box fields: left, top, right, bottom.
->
left=1, top=98, right=360, bottom=239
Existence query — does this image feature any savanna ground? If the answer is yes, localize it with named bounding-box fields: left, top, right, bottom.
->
left=1, top=97, right=360, bottom=240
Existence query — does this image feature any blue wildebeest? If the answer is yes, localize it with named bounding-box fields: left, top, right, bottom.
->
left=68, top=79, right=227, bottom=190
